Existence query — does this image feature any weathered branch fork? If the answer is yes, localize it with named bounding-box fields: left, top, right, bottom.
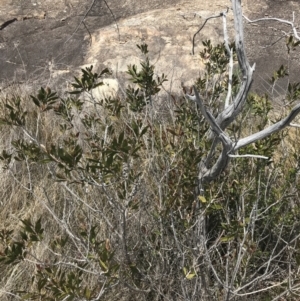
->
left=187, top=0, right=300, bottom=185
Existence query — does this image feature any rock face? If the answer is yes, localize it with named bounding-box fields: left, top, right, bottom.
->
left=244, top=0, right=300, bottom=97
left=0, top=0, right=299, bottom=97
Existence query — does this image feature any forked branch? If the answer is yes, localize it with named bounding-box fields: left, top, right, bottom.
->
left=188, top=85, right=300, bottom=183
left=186, top=0, right=300, bottom=184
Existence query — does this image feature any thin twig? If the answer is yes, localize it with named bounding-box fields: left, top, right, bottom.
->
left=83, top=21, right=92, bottom=45
left=65, top=0, right=97, bottom=44
left=102, top=0, right=120, bottom=41
left=65, top=0, right=120, bottom=45
left=192, top=12, right=224, bottom=55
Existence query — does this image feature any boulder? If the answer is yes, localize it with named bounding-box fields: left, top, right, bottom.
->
left=0, top=0, right=299, bottom=98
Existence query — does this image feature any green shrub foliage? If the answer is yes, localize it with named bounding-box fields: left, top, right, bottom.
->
left=1, top=42, right=300, bottom=301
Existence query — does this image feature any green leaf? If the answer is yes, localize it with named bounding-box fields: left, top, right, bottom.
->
left=99, top=259, right=108, bottom=271
left=186, top=272, right=196, bottom=280
left=34, top=218, right=44, bottom=236
left=198, top=196, right=207, bottom=203
left=220, top=236, right=234, bottom=242
left=30, top=96, right=40, bottom=107
left=84, top=287, right=91, bottom=299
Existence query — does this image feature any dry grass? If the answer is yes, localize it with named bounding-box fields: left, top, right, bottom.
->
left=1, top=74, right=300, bottom=300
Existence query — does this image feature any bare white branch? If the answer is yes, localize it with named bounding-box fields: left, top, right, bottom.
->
left=234, top=103, right=300, bottom=150
left=243, top=13, right=300, bottom=41
left=228, top=154, right=269, bottom=159
left=214, top=0, right=255, bottom=132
